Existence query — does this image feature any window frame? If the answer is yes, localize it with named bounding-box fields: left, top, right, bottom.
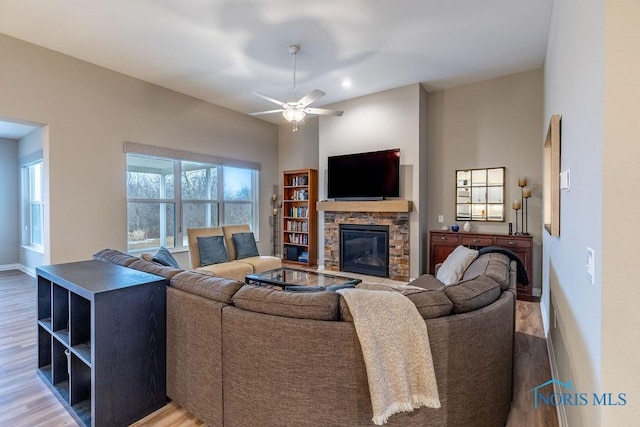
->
left=126, top=149, right=260, bottom=253
left=22, top=161, right=45, bottom=251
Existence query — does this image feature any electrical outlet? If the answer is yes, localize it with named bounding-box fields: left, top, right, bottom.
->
left=438, top=215, right=444, bottom=223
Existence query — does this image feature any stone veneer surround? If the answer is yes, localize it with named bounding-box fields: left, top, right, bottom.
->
left=323, top=211, right=410, bottom=281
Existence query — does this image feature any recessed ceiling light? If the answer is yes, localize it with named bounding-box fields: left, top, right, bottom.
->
left=341, top=80, right=352, bottom=88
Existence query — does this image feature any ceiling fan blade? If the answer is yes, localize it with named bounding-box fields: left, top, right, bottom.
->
left=252, top=92, right=288, bottom=108
left=298, top=89, right=325, bottom=107
left=304, top=107, right=344, bottom=117
left=249, top=109, right=285, bottom=116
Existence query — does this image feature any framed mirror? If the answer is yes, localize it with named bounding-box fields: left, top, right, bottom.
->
left=456, top=167, right=505, bottom=221
left=544, top=114, right=561, bottom=236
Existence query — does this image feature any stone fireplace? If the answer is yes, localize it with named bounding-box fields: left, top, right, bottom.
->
left=319, top=201, right=411, bottom=282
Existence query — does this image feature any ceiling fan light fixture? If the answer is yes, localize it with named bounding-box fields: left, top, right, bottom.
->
left=282, top=108, right=306, bottom=123
left=250, top=44, right=343, bottom=131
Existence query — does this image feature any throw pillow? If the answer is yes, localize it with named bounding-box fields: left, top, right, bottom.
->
left=436, top=245, right=479, bottom=286
left=152, top=246, right=180, bottom=269
left=232, top=232, right=260, bottom=259
left=197, top=235, right=229, bottom=266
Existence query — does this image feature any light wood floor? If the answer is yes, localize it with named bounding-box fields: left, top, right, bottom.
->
left=0, top=269, right=557, bottom=426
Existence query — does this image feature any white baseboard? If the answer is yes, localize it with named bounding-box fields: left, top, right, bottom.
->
left=0, top=263, right=35, bottom=277
left=546, top=333, right=568, bottom=427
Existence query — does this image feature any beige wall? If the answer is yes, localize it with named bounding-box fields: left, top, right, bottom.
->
left=318, top=84, right=423, bottom=278
left=278, top=116, right=320, bottom=173
left=0, top=33, right=278, bottom=267
left=426, top=69, right=543, bottom=291
left=602, top=0, right=640, bottom=424
left=543, top=0, right=604, bottom=425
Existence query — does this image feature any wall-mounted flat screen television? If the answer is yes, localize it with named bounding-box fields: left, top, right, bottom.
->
left=327, top=148, right=400, bottom=200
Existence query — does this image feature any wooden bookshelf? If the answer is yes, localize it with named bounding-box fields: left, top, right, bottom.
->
left=282, top=169, right=317, bottom=266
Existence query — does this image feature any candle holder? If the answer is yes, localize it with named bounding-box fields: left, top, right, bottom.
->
left=522, top=187, right=531, bottom=235
left=270, top=194, right=281, bottom=257
left=517, top=177, right=527, bottom=235
left=512, top=200, right=521, bottom=235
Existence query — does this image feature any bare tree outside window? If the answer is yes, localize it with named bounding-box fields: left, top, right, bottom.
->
left=126, top=154, right=258, bottom=252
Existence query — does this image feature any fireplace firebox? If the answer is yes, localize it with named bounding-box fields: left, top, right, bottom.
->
left=340, top=224, right=389, bottom=278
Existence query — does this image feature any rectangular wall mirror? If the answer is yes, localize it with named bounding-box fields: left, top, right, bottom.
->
left=456, top=167, right=505, bottom=221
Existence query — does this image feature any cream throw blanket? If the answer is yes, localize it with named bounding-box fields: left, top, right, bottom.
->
left=337, top=288, right=441, bottom=425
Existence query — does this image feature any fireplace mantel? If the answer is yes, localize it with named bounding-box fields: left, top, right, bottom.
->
left=316, top=200, right=412, bottom=213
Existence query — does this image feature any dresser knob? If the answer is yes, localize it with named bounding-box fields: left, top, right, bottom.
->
left=441, top=237, right=447, bottom=241
left=473, top=239, right=479, bottom=243
left=508, top=241, right=516, bottom=245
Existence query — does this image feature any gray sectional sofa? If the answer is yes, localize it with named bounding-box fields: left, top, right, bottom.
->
left=93, top=248, right=516, bottom=427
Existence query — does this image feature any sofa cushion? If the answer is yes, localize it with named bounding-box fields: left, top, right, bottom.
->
left=462, top=252, right=511, bottom=290
left=232, top=285, right=340, bottom=321
left=234, top=255, right=282, bottom=273
left=407, top=274, right=446, bottom=291
left=444, top=275, right=502, bottom=313
left=340, top=283, right=453, bottom=321
left=170, top=271, right=244, bottom=304
left=128, top=259, right=182, bottom=280
left=436, top=245, right=479, bottom=285
left=232, top=232, right=260, bottom=259
left=195, top=260, right=254, bottom=282
left=153, top=246, right=181, bottom=269
left=93, top=249, right=138, bottom=267
left=198, top=235, right=229, bottom=266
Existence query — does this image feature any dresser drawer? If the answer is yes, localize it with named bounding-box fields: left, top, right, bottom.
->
left=431, top=232, right=457, bottom=243
left=495, top=236, right=532, bottom=249
left=460, top=235, right=493, bottom=246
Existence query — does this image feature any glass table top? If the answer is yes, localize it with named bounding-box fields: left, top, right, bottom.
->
left=245, top=267, right=361, bottom=288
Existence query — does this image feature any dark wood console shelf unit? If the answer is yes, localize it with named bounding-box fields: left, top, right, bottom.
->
left=36, top=260, right=167, bottom=427
left=429, top=231, right=535, bottom=301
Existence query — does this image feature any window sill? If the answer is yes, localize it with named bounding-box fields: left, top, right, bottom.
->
left=128, top=247, right=189, bottom=256
left=22, top=245, right=44, bottom=254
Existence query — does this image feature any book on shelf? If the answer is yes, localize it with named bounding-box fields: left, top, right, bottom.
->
left=287, top=233, right=308, bottom=245
left=289, top=206, right=309, bottom=218
left=290, top=175, right=308, bottom=186
left=286, top=220, right=309, bottom=232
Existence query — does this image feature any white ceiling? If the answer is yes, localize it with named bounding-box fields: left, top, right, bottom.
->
left=0, top=121, right=37, bottom=139
left=0, top=0, right=553, bottom=126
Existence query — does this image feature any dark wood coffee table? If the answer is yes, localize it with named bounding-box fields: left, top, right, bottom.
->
left=245, top=267, right=361, bottom=289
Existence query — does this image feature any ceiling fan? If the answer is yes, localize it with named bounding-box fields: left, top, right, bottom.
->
left=250, top=45, right=343, bottom=131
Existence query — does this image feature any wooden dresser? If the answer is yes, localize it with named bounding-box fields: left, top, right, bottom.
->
left=429, top=230, right=534, bottom=301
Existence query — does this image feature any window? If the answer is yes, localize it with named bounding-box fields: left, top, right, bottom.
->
left=126, top=153, right=259, bottom=252
left=22, top=161, right=44, bottom=249
left=456, top=167, right=505, bottom=221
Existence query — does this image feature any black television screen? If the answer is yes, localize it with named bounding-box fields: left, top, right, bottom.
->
left=327, top=148, right=400, bottom=200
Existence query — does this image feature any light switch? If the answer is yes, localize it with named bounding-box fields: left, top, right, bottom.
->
left=560, top=169, right=571, bottom=191
left=586, top=247, right=595, bottom=285
left=438, top=215, right=444, bottom=223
